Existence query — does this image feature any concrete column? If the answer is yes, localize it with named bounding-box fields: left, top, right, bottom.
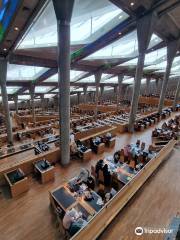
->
left=40, top=95, right=45, bottom=112
left=155, top=79, right=159, bottom=94
left=173, top=79, right=180, bottom=110
left=77, top=92, right=81, bottom=105
left=128, top=13, right=156, bottom=132
left=100, top=85, right=104, bottom=104
left=30, top=84, right=36, bottom=122
left=13, top=95, right=18, bottom=114
left=0, top=58, right=13, bottom=144
left=52, top=0, right=74, bottom=165
left=117, top=75, right=123, bottom=110
left=146, top=77, right=151, bottom=95
left=83, top=86, right=87, bottom=103
left=158, top=40, right=179, bottom=113
left=53, top=95, right=59, bottom=112
left=94, top=72, right=102, bottom=119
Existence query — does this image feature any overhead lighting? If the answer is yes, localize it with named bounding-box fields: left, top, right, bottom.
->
left=3, top=48, right=7, bottom=51
left=118, top=32, right=122, bottom=35
left=14, top=27, right=19, bottom=31
left=130, top=2, right=134, bottom=6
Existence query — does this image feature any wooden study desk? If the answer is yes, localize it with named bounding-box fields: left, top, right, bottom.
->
left=0, top=145, right=60, bottom=184
left=34, top=160, right=55, bottom=184
left=49, top=184, right=100, bottom=217
left=77, top=126, right=117, bottom=142
left=4, top=168, right=29, bottom=198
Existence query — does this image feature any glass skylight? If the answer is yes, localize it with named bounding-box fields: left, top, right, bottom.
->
left=18, top=95, right=31, bottom=100
left=0, top=86, right=20, bottom=95
left=44, top=70, right=86, bottom=82
left=35, top=86, right=54, bottom=93
left=70, top=87, right=83, bottom=92
left=86, top=32, right=162, bottom=60
left=77, top=75, right=95, bottom=83
left=17, top=0, right=128, bottom=48
left=88, top=86, right=96, bottom=91
left=101, top=76, right=118, bottom=83
left=7, top=64, right=48, bottom=81
left=44, top=94, right=56, bottom=98
left=123, top=78, right=134, bottom=84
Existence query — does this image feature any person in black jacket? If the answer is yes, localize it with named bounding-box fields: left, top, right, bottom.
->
left=103, top=164, right=111, bottom=187
left=95, top=159, right=104, bottom=178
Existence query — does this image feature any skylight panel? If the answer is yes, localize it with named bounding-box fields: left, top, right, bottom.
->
left=0, top=86, right=20, bottom=95
left=17, top=0, right=128, bottom=49
left=7, top=64, right=48, bottom=81
left=35, top=86, right=54, bottom=93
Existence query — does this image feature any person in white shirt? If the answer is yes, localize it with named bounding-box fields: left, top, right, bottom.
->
left=63, top=209, right=79, bottom=230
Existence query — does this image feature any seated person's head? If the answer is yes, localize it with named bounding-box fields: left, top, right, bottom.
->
left=103, top=164, right=109, bottom=172
left=136, top=140, right=140, bottom=147
left=105, top=192, right=112, bottom=202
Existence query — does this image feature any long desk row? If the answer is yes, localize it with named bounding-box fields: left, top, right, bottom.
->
left=49, top=139, right=177, bottom=240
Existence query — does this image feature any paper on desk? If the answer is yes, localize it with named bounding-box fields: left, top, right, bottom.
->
left=96, top=198, right=104, bottom=205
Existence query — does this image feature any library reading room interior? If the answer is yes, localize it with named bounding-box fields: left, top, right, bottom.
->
left=0, top=0, right=180, bottom=240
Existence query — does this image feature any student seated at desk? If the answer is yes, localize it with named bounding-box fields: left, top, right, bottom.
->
left=162, top=122, right=168, bottom=130
left=113, top=151, right=121, bottom=164
left=37, top=141, right=49, bottom=152
left=76, top=168, right=90, bottom=184
left=147, top=145, right=157, bottom=161
left=103, top=132, right=112, bottom=143
left=89, top=137, right=102, bottom=153
left=76, top=140, right=88, bottom=153
left=63, top=208, right=82, bottom=230
left=86, top=176, right=95, bottom=190
left=69, top=217, right=88, bottom=237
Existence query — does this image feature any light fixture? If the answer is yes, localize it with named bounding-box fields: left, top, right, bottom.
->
left=118, top=32, right=122, bottom=35
left=3, top=48, right=7, bottom=51
left=14, top=27, right=19, bottom=31
left=130, top=2, right=134, bottom=6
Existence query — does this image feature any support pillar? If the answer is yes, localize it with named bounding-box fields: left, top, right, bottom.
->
left=100, top=85, right=104, bottom=104
left=128, top=13, right=156, bottom=132
left=83, top=86, right=87, bottom=103
left=117, top=75, right=123, bottom=110
left=158, top=40, right=179, bottom=113
left=77, top=92, right=81, bottom=105
left=40, top=95, right=45, bottom=112
left=146, top=77, right=151, bottom=95
left=13, top=95, right=18, bottom=114
left=0, top=59, right=13, bottom=144
left=173, top=79, right=180, bottom=110
left=30, top=84, right=36, bottom=122
left=94, top=72, right=102, bottom=119
left=52, top=0, right=74, bottom=165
